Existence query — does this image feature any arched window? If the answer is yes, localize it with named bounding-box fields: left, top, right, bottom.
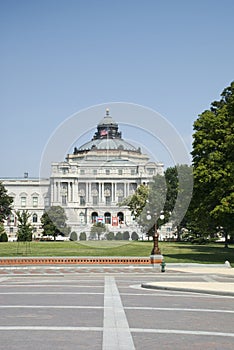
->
left=104, top=212, right=111, bottom=224
left=32, top=213, right=38, bottom=223
left=91, top=212, right=98, bottom=223
left=117, top=212, right=124, bottom=224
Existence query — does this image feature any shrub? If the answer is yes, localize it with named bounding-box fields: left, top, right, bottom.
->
left=115, top=232, right=123, bottom=240
left=123, top=231, right=130, bottom=240
left=70, top=231, right=78, bottom=241
left=131, top=231, right=139, bottom=241
left=79, top=232, right=87, bottom=241
left=106, top=231, right=115, bottom=240
left=0, top=232, right=8, bottom=242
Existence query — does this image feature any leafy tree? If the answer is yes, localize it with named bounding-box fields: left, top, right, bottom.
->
left=123, top=231, right=130, bottom=240
left=0, top=182, right=13, bottom=223
left=137, top=175, right=167, bottom=237
left=16, top=210, right=33, bottom=242
left=165, top=165, right=193, bottom=241
left=120, top=183, right=149, bottom=217
left=90, top=222, right=107, bottom=240
left=106, top=231, right=115, bottom=240
left=131, top=231, right=139, bottom=241
left=191, top=82, right=234, bottom=245
left=70, top=231, right=78, bottom=241
left=41, top=206, right=70, bottom=240
left=79, top=231, right=86, bottom=241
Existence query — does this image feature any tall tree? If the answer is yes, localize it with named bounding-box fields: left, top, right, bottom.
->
left=41, top=206, right=70, bottom=240
left=137, top=175, right=167, bottom=237
left=165, top=165, right=193, bottom=241
left=0, top=182, right=13, bottom=223
left=90, top=222, right=107, bottom=240
left=120, top=183, right=149, bottom=217
left=16, top=210, right=33, bottom=242
left=191, top=82, right=234, bottom=243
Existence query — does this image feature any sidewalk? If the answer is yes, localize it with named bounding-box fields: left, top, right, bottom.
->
left=142, top=263, right=234, bottom=296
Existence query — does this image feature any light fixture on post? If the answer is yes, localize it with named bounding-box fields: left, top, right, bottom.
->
left=147, top=210, right=164, bottom=265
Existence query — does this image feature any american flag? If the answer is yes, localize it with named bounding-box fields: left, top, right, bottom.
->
left=100, top=129, right=108, bottom=136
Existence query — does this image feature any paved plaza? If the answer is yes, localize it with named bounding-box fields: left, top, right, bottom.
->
left=0, top=266, right=234, bottom=349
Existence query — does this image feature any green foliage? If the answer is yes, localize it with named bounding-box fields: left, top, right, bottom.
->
left=106, top=231, right=115, bottom=240
left=191, top=82, right=234, bottom=239
left=0, top=222, right=5, bottom=235
left=70, top=231, right=78, bottom=241
left=90, top=222, right=107, bottom=240
left=165, top=165, right=193, bottom=240
left=123, top=231, right=130, bottom=240
left=41, top=206, right=70, bottom=240
left=79, top=231, right=86, bottom=241
left=137, top=175, right=167, bottom=237
left=0, top=182, right=13, bottom=223
left=131, top=231, right=139, bottom=240
left=16, top=210, right=33, bottom=242
left=0, top=223, right=8, bottom=242
left=115, top=231, right=123, bottom=240
left=120, top=183, right=149, bottom=217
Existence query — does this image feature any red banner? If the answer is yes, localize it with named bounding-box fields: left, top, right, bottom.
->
left=112, top=216, right=118, bottom=226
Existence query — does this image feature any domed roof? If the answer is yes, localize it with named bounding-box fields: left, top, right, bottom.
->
left=73, top=108, right=141, bottom=155
left=78, top=138, right=138, bottom=152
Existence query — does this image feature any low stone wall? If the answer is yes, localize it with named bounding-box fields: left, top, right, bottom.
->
left=0, top=256, right=160, bottom=266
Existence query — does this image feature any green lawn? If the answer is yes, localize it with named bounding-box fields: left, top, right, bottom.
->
left=0, top=241, right=233, bottom=266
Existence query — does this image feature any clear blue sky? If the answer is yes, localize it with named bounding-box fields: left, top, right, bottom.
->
left=1, top=0, right=233, bottom=177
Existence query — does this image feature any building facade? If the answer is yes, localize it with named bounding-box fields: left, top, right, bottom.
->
left=2, top=109, right=165, bottom=240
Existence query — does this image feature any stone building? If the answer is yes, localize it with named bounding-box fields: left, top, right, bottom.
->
left=2, top=109, right=164, bottom=240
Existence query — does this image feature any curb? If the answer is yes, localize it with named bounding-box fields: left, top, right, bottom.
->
left=141, top=283, right=234, bottom=297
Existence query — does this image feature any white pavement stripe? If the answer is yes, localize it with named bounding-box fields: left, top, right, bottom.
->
left=103, top=276, right=135, bottom=350
left=0, top=326, right=233, bottom=339
left=0, top=326, right=102, bottom=331
left=0, top=284, right=103, bottom=288
left=0, top=292, right=103, bottom=295
left=0, top=305, right=103, bottom=309
left=0, top=306, right=233, bottom=314
left=120, top=292, right=234, bottom=299
left=124, top=307, right=234, bottom=314
left=131, top=328, right=234, bottom=338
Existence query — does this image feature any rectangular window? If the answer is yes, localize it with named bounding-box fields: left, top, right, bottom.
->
left=106, top=169, right=110, bottom=175
left=93, top=196, right=98, bottom=205
left=10, top=227, right=14, bottom=233
left=80, top=196, right=85, bottom=205
left=131, top=169, right=135, bottom=175
left=33, top=197, right=38, bottom=207
left=118, top=197, right=123, bottom=203
left=105, top=197, right=111, bottom=205
left=80, top=169, right=85, bottom=175
left=148, top=168, right=155, bottom=175
left=93, top=169, right=97, bottom=175
left=44, top=197, right=49, bottom=207
left=21, top=197, right=26, bottom=207
left=62, top=196, right=67, bottom=205
left=118, top=169, right=123, bottom=175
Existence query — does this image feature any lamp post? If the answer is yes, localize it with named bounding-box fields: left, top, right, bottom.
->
left=147, top=211, right=164, bottom=256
